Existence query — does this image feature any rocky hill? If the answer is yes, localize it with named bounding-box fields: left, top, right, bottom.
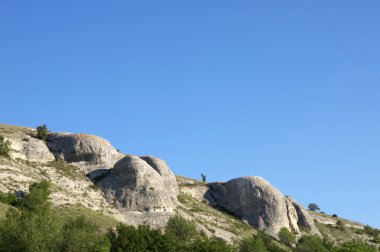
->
left=0, top=123, right=379, bottom=249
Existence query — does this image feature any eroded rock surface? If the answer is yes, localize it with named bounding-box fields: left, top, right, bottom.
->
left=207, top=176, right=299, bottom=236
left=6, top=133, right=55, bottom=163
left=98, top=155, right=179, bottom=212
left=286, top=196, right=321, bottom=236
left=47, top=133, right=123, bottom=172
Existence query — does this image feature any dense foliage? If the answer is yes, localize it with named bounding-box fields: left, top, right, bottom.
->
left=0, top=181, right=379, bottom=251
left=0, top=181, right=235, bottom=252
left=278, top=227, right=296, bottom=246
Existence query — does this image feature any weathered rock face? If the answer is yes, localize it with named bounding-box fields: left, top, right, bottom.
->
left=98, top=155, right=179, bottom=212
left=206, top=176, right=299, bottom=236
left=6, top=133, right=55, bottom=163
left=286, top=196, right=321, bottom=236
left=47, top=133, right=123, bottom=171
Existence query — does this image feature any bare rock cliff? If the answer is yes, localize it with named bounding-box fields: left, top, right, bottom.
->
left=47, top=132, right=124, bottom=172
left=206, top=176, right=300, bottom=236
left=286, top=196, right=321, bottom=236
left=97, top=155, right=179, bottom=212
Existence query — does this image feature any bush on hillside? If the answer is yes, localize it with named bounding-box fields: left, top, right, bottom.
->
left=36, top=124, right=49, bottom=141
left=240, top=234, right=268, bottom=252
left=201, top=174, right=206, bottom=182
left=22, top=180, right=51, bottom=213
left=296, top=235, right=330, bottom=252
left=335, top=240, right=378, bottom=252
left=0, top=181, right=111, bottom=252
left=278, top=227, right=296, bottom=247
left=308, top=203, right=320, bottom=212
left=0, top=192, right=16, bottom=205
left=0, top=136, right=10, bottom=158
left=62, top=215, right=110, bottom=252
left=108, top=224, right=174, bottom=252
left=165, top=213, right=199, bottom=246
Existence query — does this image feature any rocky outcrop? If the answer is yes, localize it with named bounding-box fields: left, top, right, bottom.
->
left=98, top=155, right=179, bottom=212
left=6, top=133, right=55, bottom=163
left=286, top=196, right=321, bottom=236
left=47, top=133, right=123, bottom=172
left=206, top=176, right=299, bottom=236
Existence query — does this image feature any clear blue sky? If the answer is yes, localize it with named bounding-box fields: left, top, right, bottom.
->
left=1, top=1, right=379, bottom=228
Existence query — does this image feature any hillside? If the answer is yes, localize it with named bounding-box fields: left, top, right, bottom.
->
left=0, top=123, right=379, bottom=251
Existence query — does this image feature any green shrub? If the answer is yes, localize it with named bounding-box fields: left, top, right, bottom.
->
left=240, top=234, right=268, bottom=252
left=189, top=237, right=235, bottom=252
left=0, top=181, right=62, bottom=251
left=165, top=213, right=199, bottom=246
left=296, top=235, right=330, bottom=252
left=278, top=227, right=296, bottom=247
left=336, top=220, right=345, bottom=231
left=0, top=181, right=110, bottom=252
left=0, top=192, right=17, bottom=205
left=36, top=124, right=49, bottom=141
left=22, top=180, right=51, bottom=213
left=108, top=224, right=174, bottom=252
left=0, top=135, right=10, bottom=158
left=256, top=231, right=287, bottom=252
left=335, top=240, right=378, bottom=252
left=201, top=174, right=206, bottom=182
left=61, top=215, right=110, bottom=252
left=308, top=203, right=320, bottom=212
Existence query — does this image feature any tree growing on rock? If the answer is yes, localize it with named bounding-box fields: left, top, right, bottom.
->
left=36, top=124, right=49, bottom=141
left=308, top=203, right=320, bottom=212
left=201, top=174, right=206, bottom=182
left=0, top=135, right=10, bottom=158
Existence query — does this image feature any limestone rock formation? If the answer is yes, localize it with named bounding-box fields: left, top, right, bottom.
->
left=98, top=155, right=179, bottom=212
left=286, top=196, right=321, bottom=236
left=6, top=133, right=55, bottom=163
left=47, top=132, right=123, bottom=172
left=206, top=176, right=299, bottom=236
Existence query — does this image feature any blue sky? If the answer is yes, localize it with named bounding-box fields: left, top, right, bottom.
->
left=1, top=1, right=379, bottom=227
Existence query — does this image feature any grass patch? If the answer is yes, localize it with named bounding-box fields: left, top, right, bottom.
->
left=176, top=175, right=208, bottom=188
left=178, top=192, right=253, bottom=237
left=48, top=160, right=86, bottom=180
left=0, top=124, right=35, bottom=136
left=55, top=204, right=119, bottom=232
left=0, top=203, right=11, bottom=220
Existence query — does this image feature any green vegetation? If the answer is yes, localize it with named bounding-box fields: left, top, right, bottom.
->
left=278, top=227, right=296, bottom=247
left=240, top=234, right=268, bottom=252
left=296, top=235, right=331, bottom=252
left=177, top=192, right=254, bottom=237
left=336, top=220, right=345, bottom=231
left=0, top=124, right=35, bottom=136
left=336, top=240, right=379, bottom=252
left=0, top=203, right=11, bottom=221
left=308, top=203, right=320, bottom=212
left=36, top=124, right=49, bottom=141
left=0, top=181, right=236, bottom=252
left=0, top=191, right=17, bottom=205
left=48, top=160, right=85, bottom=180
left=0, top=135, right=10, bottom=158
left=355, top=225, right=380, bottom=244
left=165, top=213, right=200, bottom=246
left=201, top=173, right=207, bottom=182
left=1, top=180, right=379, bottom=251
left=56, top=204, right=118, bottom=232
